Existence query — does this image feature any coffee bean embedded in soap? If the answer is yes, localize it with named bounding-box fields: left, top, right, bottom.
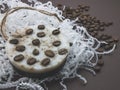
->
left=53, top=41, right=61, bottom=46
left=33, top=49, right=39, bottom=55
left=26, top=29, right=33, bottom=35
left=27, top=58, right=37, bottom=65
left=9, top=39, right=19, bottom=44
left=58, top=48, right=68, bottom=55
left=16, top=45, right=25, bottom=52
left=37, top=32, right=46, bottom=37
left=52, top=29, right=60, bottom=35
left=14, top=54, right=24, bottom=61
left=41, top=58, right=50, bottom=66
left=38, top=25, right=45, bottom=30
left=45, top=50, right=55, bottom=57
left=32, top=39, right=40, bottom=46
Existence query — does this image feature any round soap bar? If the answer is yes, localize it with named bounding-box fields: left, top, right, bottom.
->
left=5, top=24, right=70, bottom=77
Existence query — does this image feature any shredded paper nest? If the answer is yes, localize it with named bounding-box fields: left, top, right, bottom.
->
left=0, top=0, right=116, bottom=90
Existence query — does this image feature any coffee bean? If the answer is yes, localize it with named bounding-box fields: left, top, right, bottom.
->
left=53, top=41, right=61, bottom=46
left=114, top=38, right=119, bottom=43
left=41, top=58, right=50, bottom=66
left=27, top=58, right=37, bottom=65
left=9, top=39, right=19, bottom=44
left=14, top=54, right=24, bottom=61
left=96, top=48, right=104, bottom=52
left=104, top=44, right=113, bottom=51
left=52, top=29, right=60, bottom=35
left=33, top=49, right=39, bottom=55
left=45, top=50, right=55, bottom=57
left=16, top=45, right=25, bottom=52
left=93, top=66, right=101, bottom=72
left=98, top=54, right=102, bottom=59
left=32, top=39, right=40, bottom=46
left=37, top=32, right=46, bottom=37
left=58, top=48, right=68, bottom=55
left=38, top=25, right=45, bottom=30
left=97, top=60, right=104, bottom=66
left=26, top=29, right=33, bottom=35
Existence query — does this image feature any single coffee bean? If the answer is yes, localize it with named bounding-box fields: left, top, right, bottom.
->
left=32, top=39, right=40, bottom=46
left=45, top=50, right=55, bottom=57
left=33, top=49, right=39, bottom=55
left=93, top=66, right=101, bottom=72
left=58, top=48, right=68, bottom=55
left=37, top=32, right=46, bottom=37
left=52, top=29, right=60, bottom=35
left=98, top=54, right=102, bottom=59
left=26, top=29, right=33, bottom=35
left=38, top=25, right=45, bottom=30
left=9, top=39, right=19, bottom=44
left=53, top=41, right=61, bottom=46
left=16, top=45, right=25, bottom=52
left=27, top=58, right=37, bottom=65
left=41, top=58, right=50, bottom=66
left=97, top=60, right=104, bottom=66
left=96, top=48, right=104, bottom=52
left=14, top=54, right=24, bottom=61
left=104, top=44, right=113, bottom=51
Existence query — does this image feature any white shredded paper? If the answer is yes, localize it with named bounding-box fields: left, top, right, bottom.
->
left=0, top=0, right=116, bottom=90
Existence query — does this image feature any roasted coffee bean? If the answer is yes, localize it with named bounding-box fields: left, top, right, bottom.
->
left=9, top=39, right=19, bottom=44
left=45, top=50, right=55, bottom=57
left=97, top=60, right=104, bottom=66
left=105, top=39, right=114, bottom=43
left=27, top=58, right=37, bottom=65
left=96, top=48, right=104, bottom=52
left=37, top=32, right=46, bottom=37
left=52, top=29, right=60, bottom=35
left=58, top=48, right=68, bottom=55
left=53, top=41, right=61, bottom=46
left=26, top=29, right=33, bottom=35
left=14, top=54, right=24, bottom=61
left=93, top=66, right=101, bottom=72
left=99, top=27, right=104, bottom=31
left=16, top=45, right=25, bottom=52
left=98, top=54, right=102, bottom=59
left=32, top=39, right=40, bottom=46
left=104, top=44, right=113, bottom=51
left=38, top=25, right=45, bottom=30
left=41, top=58, right=50, bottom=66
left=33, top=49, right=39, bottom=55
left=114, top=38, right=119, bottom=43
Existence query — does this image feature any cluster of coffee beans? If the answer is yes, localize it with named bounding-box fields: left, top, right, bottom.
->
left=57, top=4, right=119, bottom=73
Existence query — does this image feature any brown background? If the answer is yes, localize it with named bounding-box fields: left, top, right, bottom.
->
left=3, top=0, right=120, bottom=90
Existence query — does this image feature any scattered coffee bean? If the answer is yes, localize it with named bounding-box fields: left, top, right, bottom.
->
left=37, top=32, right=46, bottom=37
left=96, top=48, right=104, bottom=52
left=16, top=45, right=25, bottom=52
left=14, top=54, right=24, bottom=61
left=38, top=25, right=45, bottom=30
left=45, top=50, right=55, bottom=57
left=9, top=39, right=19, bottom=44
left=93, top=66, right=101, bottom=72
left=97, top=60, right=104, bottom=66
left=113, top=38, right=119, bottom=43
left=41, top=58, right=50, bottom=66
left=98, top=54, right=102, bottom=59
left=52, top=29, right=60, bottom=35
left=32, top=39, right=40, bottom=46
left=27, top=58, right=37, bottom=65
left=58, top=48, right=68, bottom=55
left=26, top=29, right=33, bottom=35
left=33, top=49, right=39, bottom=55
left=53, top=41, right=61, bottom=46
left=104, top=44, right=113, bottom=51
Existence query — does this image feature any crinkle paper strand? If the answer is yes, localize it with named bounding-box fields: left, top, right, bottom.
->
left=0, top=0, right=116, bottom=90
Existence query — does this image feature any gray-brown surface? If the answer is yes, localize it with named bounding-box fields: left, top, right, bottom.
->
left=2, top=0, right=120, bottom=90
